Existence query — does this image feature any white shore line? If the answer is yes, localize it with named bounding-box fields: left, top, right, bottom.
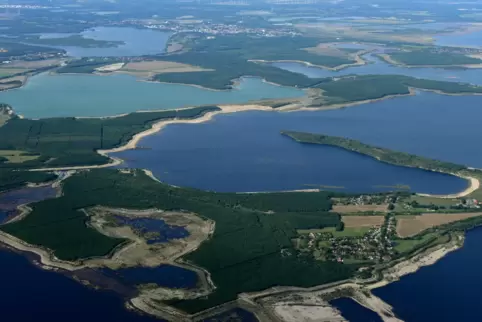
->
left=418, top=175, right=480, bottom=199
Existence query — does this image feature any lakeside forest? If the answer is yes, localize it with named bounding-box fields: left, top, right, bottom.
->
left=1, top=169, right=357, bottom=312
left=1, top=1, right=482, bottom=319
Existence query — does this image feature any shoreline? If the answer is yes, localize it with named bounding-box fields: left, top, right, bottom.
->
left=248, top=51, right=370, bottom=72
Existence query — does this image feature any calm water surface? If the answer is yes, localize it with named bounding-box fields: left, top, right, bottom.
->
left=34, top=27, right=172, bottom=57
left=1, top=75, right=304, bottom=118
left=101, top=265, right=198, bottom=289
left=0, top=250, right=161, bottom=322
left=374, top=227, right=482, bottom=322
left=272, top=54, right=482, bottom=85
left=0, top=186, right=57, bottom=223
left=331, top=298, right=383, bottom=322
left=112, top=92, right=475, bottom=194
left=435, top=28, right=482, bottom=48
left=114, top=216, right=189, bottom=244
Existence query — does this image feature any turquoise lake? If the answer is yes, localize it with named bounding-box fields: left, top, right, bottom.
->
left=0, top=74, right=304, bottom=118
left=33, top=27, right=173, bottom=57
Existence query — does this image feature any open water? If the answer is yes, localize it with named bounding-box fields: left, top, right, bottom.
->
left=271, top=53, right=482, bottom=85
left=373, top=227, right=482, bottom=322
left=33, top=27, right=172, bottom=57
left=0, top=75, right=304, bottom=118
left=113, top=91, right=478, bottom=194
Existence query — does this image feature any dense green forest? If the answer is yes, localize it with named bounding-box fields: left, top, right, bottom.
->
left=154, top=51, right=318, bottom=89
left=1, top=169, right=357, bottom=312
left=21, top=35, right=124, bottom=49
left=0, top=106, right=220, bottom=168
left=282, top=130, right=469, bottom=174
left=153, top=35, right=360, bottom=89
left=312, top=75, right=482, bottom=105
left=386, top=49, right=482, bottom=66
left=0, top=40, right=63, bottom=58
left=188, top=35, right=356, bottom=67
left=0, top=169, right=56, bottom=192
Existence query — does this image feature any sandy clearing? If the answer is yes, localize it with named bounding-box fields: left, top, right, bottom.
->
left=95, top=62, right=125, bottom=72
left=396, top=212, right=482, bottom=237
left=121, top=61, right=212, bottom=74
left=273, top=304, right=347, bottom=322
left=342, top=215, right=385, bottom=228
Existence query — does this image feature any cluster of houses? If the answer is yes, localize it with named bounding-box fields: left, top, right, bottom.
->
left=300, top=216, right=398, bottom=264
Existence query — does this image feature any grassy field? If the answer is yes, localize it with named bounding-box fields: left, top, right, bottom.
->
left=396, top=213, right=482, bottom=237
left=332, top=204, right=388, bottom=213
left=393, top=233, right=438, bottom=253
left=298, top=226, right=371, bottom=237
left=342, top=215, right=385, bottom=228
left=0, top=150, right=39, bottom=163
left=0, top=68, right=29, bottom=77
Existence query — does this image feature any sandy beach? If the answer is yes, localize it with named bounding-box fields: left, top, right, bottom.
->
left=418, top=175, right=480, bottom=199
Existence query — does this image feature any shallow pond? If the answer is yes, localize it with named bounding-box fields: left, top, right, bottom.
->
left=115, top=216, right=189, bottom=244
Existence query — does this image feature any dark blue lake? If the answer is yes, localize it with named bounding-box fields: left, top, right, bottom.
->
left=331, top=298, right=383, bottom=322
left=112, top=92, right=475, bottom=194
left=101, top=264, right=198, bottom=289
left=373, top=227, right=482, bottom=322
left=202, top=308, right=259, bottom=321
left=0, top=250, right=161, bottom=322
left=114, top=216, right=189, bottom=244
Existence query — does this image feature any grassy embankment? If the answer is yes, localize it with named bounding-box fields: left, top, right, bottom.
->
left=0, top=169, right=358, bottom=313
left=0, top=105, right=220, bottom=170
